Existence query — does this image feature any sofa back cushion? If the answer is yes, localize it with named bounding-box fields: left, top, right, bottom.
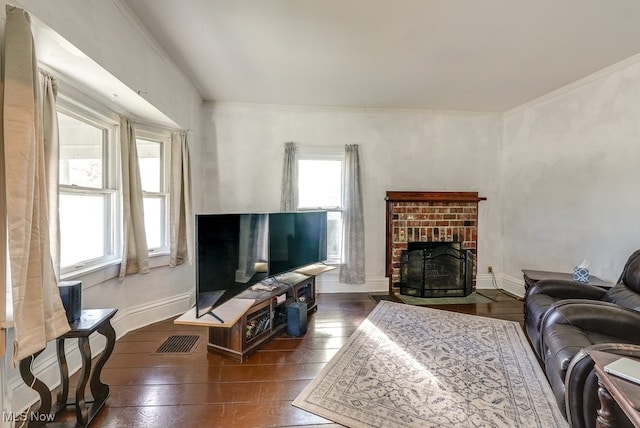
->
left=622, top=252, right=640, bottom=293
left=617, top=249, right=640, bottom=292
left=604, top=282, right=640, bottom=311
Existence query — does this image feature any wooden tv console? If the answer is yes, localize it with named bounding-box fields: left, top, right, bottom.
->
left=207, top=271, right=318, bottom=362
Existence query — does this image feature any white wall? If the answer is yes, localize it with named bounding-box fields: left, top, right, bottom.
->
left=204, top=103, right=504, bottom=292
left=1, top=0, right=203, bottom=416
left=502, top=56, right=640, bottom=285
left=6, top=0, right=204, bottom=316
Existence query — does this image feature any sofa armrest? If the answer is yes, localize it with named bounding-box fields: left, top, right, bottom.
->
left=541, top=300, right=640, bottom=342
left=527, top=279, right=607, bottom=300
left=565, top=343, right=640, bottom=428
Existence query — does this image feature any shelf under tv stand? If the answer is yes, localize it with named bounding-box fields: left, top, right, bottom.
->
left=206, top=271, right=320, bottom=362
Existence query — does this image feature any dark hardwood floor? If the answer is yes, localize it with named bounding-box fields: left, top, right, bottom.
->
left=63, top=289, right=523, bottom=427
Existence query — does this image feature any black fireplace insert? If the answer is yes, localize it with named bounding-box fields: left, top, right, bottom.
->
left=399, top=242, right=473, bottom=297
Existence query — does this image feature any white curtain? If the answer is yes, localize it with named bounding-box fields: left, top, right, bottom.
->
left=3, top=5, right=70, bottom=363
left=42, top=72, right=61, bottom=280
left=119, top=117, right=149, bottom=279
left=169, top=131, right=193, bottom=267
left=340, top=144, right=365, bottom=284
left=280, top=142, right=298, bottom=212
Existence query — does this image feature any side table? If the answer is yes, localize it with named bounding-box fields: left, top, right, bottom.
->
left=522, top=269, right=610, bottom=291
left=19, top=308, right=117, bottom=427
left=588, top=350, right=640, bottom=428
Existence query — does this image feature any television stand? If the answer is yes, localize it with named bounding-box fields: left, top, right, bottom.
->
left=207, top=271, right=318, bottom=362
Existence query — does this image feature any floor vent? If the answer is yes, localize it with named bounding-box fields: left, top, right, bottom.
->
left=155, top=335, right=200, bottom=354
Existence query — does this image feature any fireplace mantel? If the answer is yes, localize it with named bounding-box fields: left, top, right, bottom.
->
left=385, top=191, right=487, bottom=203
left=385, top=191, right=486, bottom=293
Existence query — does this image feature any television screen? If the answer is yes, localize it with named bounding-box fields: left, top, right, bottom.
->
left=195, top=213, right=269, bottom=318
left=268, top=211, right=327, bottom=276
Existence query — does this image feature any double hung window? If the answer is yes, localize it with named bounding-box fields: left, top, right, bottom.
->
left=58, top=105, right=118, bottom=274
left=296, top=151, right=344, bottom=263
left=135, top=128, right=170, bottom=254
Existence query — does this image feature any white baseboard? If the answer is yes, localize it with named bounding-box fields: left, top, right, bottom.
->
left=315, top=271, right=527, bottom=297
left=9, top=291, right=194, bottom=415
left=499, top=273, right=526, bottom=299
left=475, top=273, right=498, bottom=290
left=117, top=291, right=194, bottom=335
left=476, top=272, right=525, bottom=299
left=315, top=272, right=388, bottom=293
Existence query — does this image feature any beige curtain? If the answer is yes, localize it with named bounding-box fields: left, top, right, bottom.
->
left=119, top=117, right=149, bottom=279
left=4, top=5, right=70, bottom=363
left=169, top=131, right=193, bottom=267
left=42, top=72, right=61, bottom=279
left=280, top=142, right=297, bottom=211
left=340, top=144, right=365, bottom=284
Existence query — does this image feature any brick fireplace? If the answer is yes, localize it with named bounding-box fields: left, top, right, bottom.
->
left=385, top=191, right=486, bottom=294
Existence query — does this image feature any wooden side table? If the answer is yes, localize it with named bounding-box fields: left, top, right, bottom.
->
left=19, top=308, right=117, bottom=427
left=588, top=350, right=640, bottom=428
left=522, top=269, right=610, bottom=291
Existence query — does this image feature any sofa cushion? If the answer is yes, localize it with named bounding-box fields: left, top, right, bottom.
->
left=604, top=282, right=640, bottom=310
left=620, top=249, right=640, bottom=293
left=524, top=293, right=558, bottom=356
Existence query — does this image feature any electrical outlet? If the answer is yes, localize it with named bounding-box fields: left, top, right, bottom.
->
left=488, top=266, right=493, bottom=274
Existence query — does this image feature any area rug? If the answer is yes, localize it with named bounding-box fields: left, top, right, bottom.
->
left=292, top=301, right=567, bottom=427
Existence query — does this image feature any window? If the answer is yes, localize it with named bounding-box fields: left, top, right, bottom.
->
left=58, top=106, right=119, bottom=273
left=57, top=101, right=172, bottom=278
left=296, top=152, right=344, bottom=263
left=136, top=129, right=170, bottom=254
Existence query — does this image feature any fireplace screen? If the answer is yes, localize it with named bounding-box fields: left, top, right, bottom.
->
left=399, top=243, right=473, bottom=297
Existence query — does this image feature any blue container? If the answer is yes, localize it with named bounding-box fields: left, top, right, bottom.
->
left=286, top=301, right=307, bottom=337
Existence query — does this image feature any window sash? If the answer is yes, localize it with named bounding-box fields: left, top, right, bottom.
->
left=59, top=186, right=118, bottom=273
left=142, top=192, right=169, bottom=253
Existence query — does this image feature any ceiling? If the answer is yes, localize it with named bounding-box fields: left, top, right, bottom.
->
left=123, top=0, right=640, bottom=112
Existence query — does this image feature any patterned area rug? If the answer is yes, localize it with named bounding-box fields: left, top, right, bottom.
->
left=293, top=301, right=567, bottom=427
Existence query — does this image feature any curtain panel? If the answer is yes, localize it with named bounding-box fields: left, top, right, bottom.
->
left=119, top=118, right=149, bottom=279
left=42, top=72, right=61, bottom=280
left=340, top=144, right=365, bottom=284
left=280, top=142, right=298, bottom=212
left=4, top=5, right=70, bottom=363
left=169, top=131, right=193, bottom=267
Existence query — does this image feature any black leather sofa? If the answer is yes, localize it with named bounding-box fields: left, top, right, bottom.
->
left=524, top=250, right=640, bottom=427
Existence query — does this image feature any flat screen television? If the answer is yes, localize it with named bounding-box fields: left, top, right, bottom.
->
left=268, top=211, right=328, bottom=276
left=195, top=213, right=269, bottom=318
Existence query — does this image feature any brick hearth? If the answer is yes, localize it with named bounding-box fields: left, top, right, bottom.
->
left=385, top=191, right=486, bottom=293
